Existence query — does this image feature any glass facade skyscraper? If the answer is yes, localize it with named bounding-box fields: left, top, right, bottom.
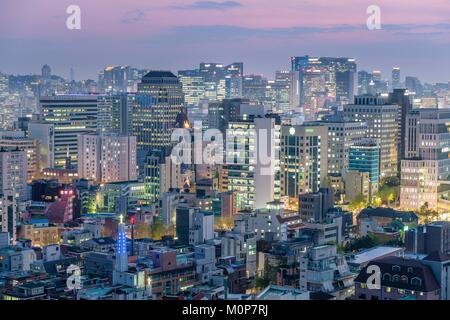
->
left=348, top=141, right=380, bottom=196
left=134, top=71, right=186, bottom=152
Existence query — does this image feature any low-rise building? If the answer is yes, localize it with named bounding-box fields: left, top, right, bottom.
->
left=354, top=256, right=440, bottom=300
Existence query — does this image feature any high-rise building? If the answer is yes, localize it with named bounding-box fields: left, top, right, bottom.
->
left=276, top=71, right=299, bottom=111
left=372, top=70, right=381, bottom=82
left=388, top=88, right=413, bottom=172
left=0, top=72, right=8, bottom=102
left=242, top=75, right=268, bottom=103
left=199, top=62, right=243, bottom=83
left=199, top=62, right=243, bottom=101
left=35, top=95, right=98, bottom=168
left=295, top=66, right=331, bottom=120
left=343, top=95, right=399, bottom=178
left=280, top=124, right=328, bottom=201
left=348, top=140, right=380, bottom=198
left=178, top=70, right=205, bottom=108
left=28, top=122, right=54, bottom=171
left=144, top=148, right=182, bottom=205
left=308, top=115, right=367, bottom=178
left=291, top=56, right=356, bottom=118
left=77, top=132, right=137, bottom=184
left=99, top=66, right=132, bottom=93
left=134, top=71, right=186, bottom=152
left=97, top=94, right=135, bottom=135
left=0, top=148, right=28, bottom=200
left=0, top=191, right=19, bottom=244
left=224, top=114, right=281, bottom=210
left=208, top=98, right=253, bottom=133
left=41, top=64, right=51, bottom=80
left=405, top=76, right=423, bottom=98
left=392, top=67, right=401, bottom=90
left=357, top=70, right=374, bottom=95
left=264, top=71, right=297, bottom=113
left=400, top=109, right=450, bottom=210
left=0, top=131, right=39, bottom=182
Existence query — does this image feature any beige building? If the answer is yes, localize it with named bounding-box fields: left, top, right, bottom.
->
left=400, top=109, right=450, bottom=210
left=0, top=148, right=28, bottom=200
left=345, top=170, right=370, bottom=202
left=78, top=132, right=137, bottom=184
left=0, top=131, right=40, bottom=182
left=19, top=223, right=59, bottom=247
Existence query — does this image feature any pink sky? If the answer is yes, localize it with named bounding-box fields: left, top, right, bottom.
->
left=0, top=0, right=449, bottom=82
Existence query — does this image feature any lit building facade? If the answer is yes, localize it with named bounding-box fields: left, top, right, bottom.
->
left=343, top=95, right=399, bottom=178
left=37, top=95, right=98, bottom=168
left=97, top=94, right=135, bottom=135
left=77, top=132, right=137, bottom=184
left=348, top=140, right=380, bottom=198
left=224, top=115, right=281, bottom=210
left=0, top=148, right=27, bottom=200
left=134, top=71, right=185, bottom=152
left=0, top=131, right=39, bottom=182
left=280, top=124, right=328, bottom=201
left=400, top=109, right=450, bottom=210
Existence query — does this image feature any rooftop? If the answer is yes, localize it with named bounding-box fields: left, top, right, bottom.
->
left=355, top=256, right=440, bottom=292
left=256, top=285, right=309, bottom=300
left=142, top=70, right=177, bottom=79
left=358, top=207, right=418, bottom=221
left=347, top=246, right=404, bottom=266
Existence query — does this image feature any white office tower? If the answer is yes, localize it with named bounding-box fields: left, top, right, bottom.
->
left=35, top=95, right=98, bottom=168
left=0, top=148, right=28, bottom=200
left=225, top=112, right=281, bottom=210
left=280, top=124, right=328, bottom=200
left=0, top=131, right=40, bottom=182
left=318, top=115, right=367, bottom=177
left=343, top=95, right=399, bottom=179
left=78, top=133, right=137, bottom=184
left=253, top=117, right=281, bottom=209
left=400, top=109, right=450, bottom=210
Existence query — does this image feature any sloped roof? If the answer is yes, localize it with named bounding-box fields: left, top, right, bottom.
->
left=354, top=256, right=440, bottom=292
left=142, top=71, right=177, bottom=78
left=358, top=207, right=418, bottom=221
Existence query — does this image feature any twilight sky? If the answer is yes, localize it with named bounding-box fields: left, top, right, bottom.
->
left=0, top=0, right=449, bottom=83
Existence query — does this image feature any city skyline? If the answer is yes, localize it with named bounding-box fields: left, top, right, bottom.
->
left=0, top=0, right=449, bottom=83
left=2, top=0, right=450, bottom=305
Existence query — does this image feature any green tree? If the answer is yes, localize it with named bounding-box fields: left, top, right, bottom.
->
left=345, top=234, right=380, bottom=252
left=377, top=177, right=400, bottom=206
left=417, top=202, right=439, bottom=223
left=150, top=221, right=166, bottom=240
left=349, top=193, right=368, bottom=212
left=86, top=197, right=97, bottom=214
